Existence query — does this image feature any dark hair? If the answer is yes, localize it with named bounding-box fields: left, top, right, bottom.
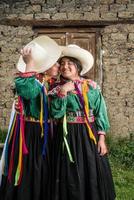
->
left=59, top=56, right=82, bottom=75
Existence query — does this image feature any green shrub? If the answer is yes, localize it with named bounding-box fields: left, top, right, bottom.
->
left=107, top=135, right=134, bottom=169
left=0, top=128, right=7, bottom=143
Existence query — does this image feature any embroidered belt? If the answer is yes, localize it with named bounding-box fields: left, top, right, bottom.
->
left=66, top=115, right=94, bottom=123
left=66, top=111, right=94, bottom=123
left=22, top=116, right=50, bottom=123
left=22, top=111, right=95, bottom=124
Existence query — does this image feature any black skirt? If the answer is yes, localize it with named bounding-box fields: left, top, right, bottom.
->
left=51, top=123, right=116, bottom=200
left=0, top=121, right=50, bottom=200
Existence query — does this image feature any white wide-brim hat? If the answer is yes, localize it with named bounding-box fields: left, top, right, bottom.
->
left=17, top=35, right=61, bottom=73
left=60, top=44, right=94, bottom=75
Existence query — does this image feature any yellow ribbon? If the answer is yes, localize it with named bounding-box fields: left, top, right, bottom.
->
left=82, top=81, right=96, bottom=144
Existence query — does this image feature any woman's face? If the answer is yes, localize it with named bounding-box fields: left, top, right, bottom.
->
left=46, top=62, right=59, bottom=78
left=60, top=57, right=79, bottom=80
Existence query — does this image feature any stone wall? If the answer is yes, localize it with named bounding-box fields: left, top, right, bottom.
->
left=0, top=25, right=35, bottom=127
left=101, top=24, right=134, bottom=137
left=0, top=0, right=134, bottom=138
left=0, top=0, right=134, bottom=21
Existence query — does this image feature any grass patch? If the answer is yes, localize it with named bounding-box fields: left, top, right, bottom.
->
left=110, top=158, right=134, bottom=200
left=107, top=134, right=134, bottom=169
left=108, top=135, right=134, bottom=199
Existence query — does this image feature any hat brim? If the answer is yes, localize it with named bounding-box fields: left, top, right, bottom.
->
left=17, top=35, right=61, bottom=73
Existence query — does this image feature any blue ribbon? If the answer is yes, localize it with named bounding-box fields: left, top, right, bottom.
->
left=41, top=86, right=48, bottom=157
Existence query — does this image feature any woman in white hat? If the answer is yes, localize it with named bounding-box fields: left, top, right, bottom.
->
left=49, top=45, right=116, bottom=200
left=0, top=35, right=61, bottom=200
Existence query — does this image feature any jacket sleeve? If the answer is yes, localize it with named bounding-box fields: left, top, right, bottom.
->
left=14, top=76, right=42, bottom=100
left=88, top=84, right=110, bottom=133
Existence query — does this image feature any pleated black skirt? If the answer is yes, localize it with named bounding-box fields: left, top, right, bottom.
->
left=51, top=123, right=116, bottom=200
left=0, top=121, right=50, bottom=200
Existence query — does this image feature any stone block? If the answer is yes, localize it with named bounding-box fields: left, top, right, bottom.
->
left=110, top=4, right=127, bottom=11
left=13, top=1, right=29, bottom=8
left=116, top=0, right=130, bottom=3
left=99, top=5, right=109, bottom=12
left=1, top=47, right=16, bottom=53
left=17, top=28, right=33, bottom=36
left=1, top=54, right=9, bottom=62
left=100, top=0, right=114, bottom=4
left=118, top=11, right=134, bottom=18
left=30, top=0, right=45, bottom=4
left=67, top=12, right=83, bottom=20
left=55, top=0, right=63, bottom=5
left=32, top=5, right=41, bottom=12
left=110, top=58, right=120, bottom=65
left=18, top=13, right=34, bottom=20
left=52, top=12, right=67, bottom=19
left=35, top=13, right=50, bottom=19
left=116, top=65, right=128, bottom=73
left=82, top=5, right=92, bottom=12
left=24, top=6, right=34, bottom=14
left=46, top=0, right=57, bottom=7
left=127, top=3, right=134, bottom=11
left=84, top=12, right=100, bottom=20
left=128, top=33, right=134, bottom=41
left=60, top=6, right=75, bottom=12
left=111, top=33, right=127, bottom=40
left=5, top=14, right=18, bottom=18
left=42, top=7, right=57, bottom=13
left=101, top=12, right=117, bottom=20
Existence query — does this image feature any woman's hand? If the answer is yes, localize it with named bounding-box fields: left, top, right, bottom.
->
left=60, top=81, right=75, bottom=95
left=20, top=47, right=35, bottom=72
left=97, top=135, right=108, bottom=156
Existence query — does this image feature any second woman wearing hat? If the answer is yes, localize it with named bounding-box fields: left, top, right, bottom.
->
left=49, top=45, right=116, bottom=200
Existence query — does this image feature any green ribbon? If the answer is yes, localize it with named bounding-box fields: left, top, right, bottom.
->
left=63, top=114, right=74, bottom=163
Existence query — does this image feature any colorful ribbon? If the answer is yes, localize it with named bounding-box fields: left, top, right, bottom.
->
left=63, top=114, right=74, bottom=163
left=41, top=86, right=49, bottom=157
left=74, top=81, right=97, bottom=144
left=0, top=101, right=16, bottom=186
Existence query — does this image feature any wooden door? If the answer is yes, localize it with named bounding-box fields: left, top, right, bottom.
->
left=34, top=28, right=100, bottom=81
